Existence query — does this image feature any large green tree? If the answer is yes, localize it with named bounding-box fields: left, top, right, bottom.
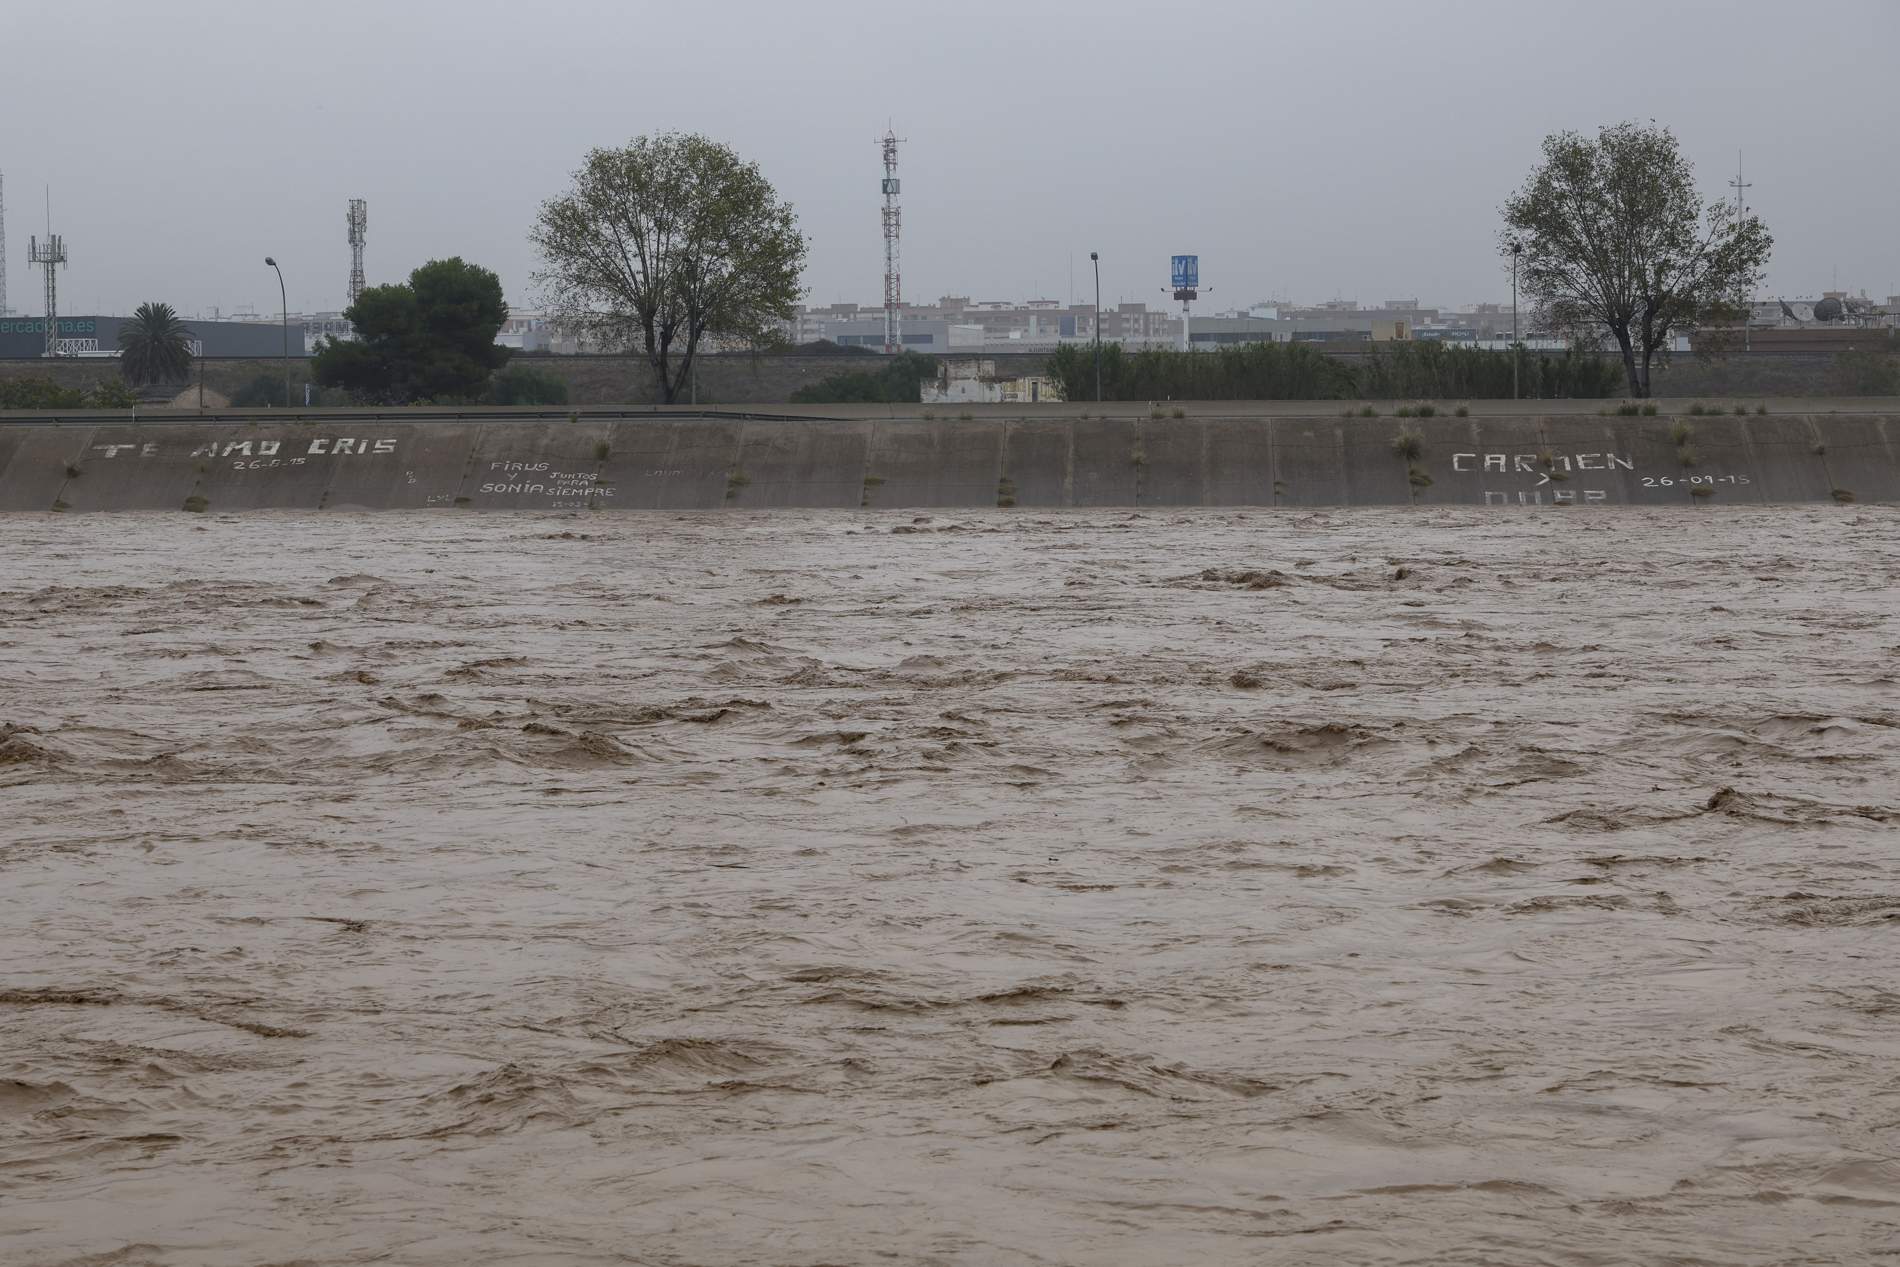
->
left=1502, top=123, right=1771, bottom=398
left=530, top=133, right=807, bottom=404
left=117, top=302, right=195, bottom=386
left=313, top=257, right=510, bottom=403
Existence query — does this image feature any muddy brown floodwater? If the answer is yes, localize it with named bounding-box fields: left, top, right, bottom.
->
left=2, top=506, right=1898, bottom=1266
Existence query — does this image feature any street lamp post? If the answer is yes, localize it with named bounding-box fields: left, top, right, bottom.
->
left=1509, top=239, right=1523, bottom=401
left=264, top=257, right=289, bottom=408
left=1089, top=251, right=1102, bottom=403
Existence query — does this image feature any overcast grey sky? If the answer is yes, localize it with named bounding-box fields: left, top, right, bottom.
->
left=5, top=0, right=1895, bottom=319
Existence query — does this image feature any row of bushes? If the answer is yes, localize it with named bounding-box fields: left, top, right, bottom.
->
left=788, top=351, right=938, bottom=404
left=1046, top=340, right=1624, bottom=402
left=0, top=376, right=141, bottom=410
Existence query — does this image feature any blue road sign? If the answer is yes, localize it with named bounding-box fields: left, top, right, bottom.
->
left=1171, top=255, right=1199, bottom=289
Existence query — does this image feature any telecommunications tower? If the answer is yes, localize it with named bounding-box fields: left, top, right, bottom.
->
left=29, top=197, right=68, bottom=358
left=880, top=130, right=903, bottom=353
left=347, top=199, right=367, bottom=306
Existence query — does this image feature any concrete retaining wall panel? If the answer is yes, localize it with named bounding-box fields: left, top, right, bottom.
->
left=46, top=427, right=205, bottom=513
left=461, top=422, right=606, bottom=510
left=643, top=420, right=742, bottom=510
left=1271, top=422, right=1348, bottom=507
left=1432, top=416, right=1553, bottom=508
left=1604, top=418, right=1702, bottom=506
left=1814, top=416, right=1900, bottom=503
left=1072, top=418, right=1141, bottom=506
left=864, top=419, right=1005, bottom=508
left=0, top=428, right=91, bottom=511
left=1533, top=417, right=1647, bottom=506
left=730, top=421, right=867, bottom=509
left=1671, top=417, right=1770, bottom=508
left=1136, top=420, right=1206, bottom=506
left=1204, top=418, right=1277, bottom=505
left=316, top=425, right=481, bottom=511
left=1341, top=422, right=1419, bottom=506
left=998, top=420, right=1070, bottom=507
left=590, top=421, right=693, bottom=511
left=198, top=428, right=351, bottom=512
left=0, top=428, right=28, bottom=510
left=1739, top=415, right=1831, bottom=504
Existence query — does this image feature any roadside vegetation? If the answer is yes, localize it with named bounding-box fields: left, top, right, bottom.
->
left=1046, top=340, right=1620, bottom=402
left=789, top=351, right=937, bottom=404
left=313, top=257, right=512, bottom=404
left=0, top=376, right=141, bottom=409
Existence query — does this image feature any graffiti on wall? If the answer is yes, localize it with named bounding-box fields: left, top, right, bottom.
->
left=1449, top=449, right=1751, bottom=505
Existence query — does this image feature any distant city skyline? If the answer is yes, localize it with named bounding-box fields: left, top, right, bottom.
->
left=3, top=1, right=1896, bottom=322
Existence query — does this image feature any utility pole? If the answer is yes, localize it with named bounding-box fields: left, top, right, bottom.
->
left=1730, top=151, right=1753, bottom=352
left=1090, top=252, right=1101, bottom=403
left=0, top=171, right=9, bottom=318
left=1509, top=239, right=1522, bottom=400
left=265, top=257, right=289, bottom=408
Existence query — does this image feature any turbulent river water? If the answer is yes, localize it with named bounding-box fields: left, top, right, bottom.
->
left=2, top=506, right=1897, bottom=1266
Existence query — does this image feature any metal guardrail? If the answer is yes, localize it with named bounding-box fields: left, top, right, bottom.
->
left=0, top=407, right=841, bottom=428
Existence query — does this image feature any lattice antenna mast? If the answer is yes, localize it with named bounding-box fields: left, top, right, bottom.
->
left=880, top=130, right=903, bottom=354
left=1729, top=150, right=1752, bottom=218
left=28, top=190, right=68, bottom=358
left=347, top=199, right=367, bottom=306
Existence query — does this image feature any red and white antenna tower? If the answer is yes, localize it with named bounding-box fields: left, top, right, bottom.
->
left=880, top=130, right=903, bottom=354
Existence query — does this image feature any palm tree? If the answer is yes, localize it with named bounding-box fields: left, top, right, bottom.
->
left=118, top=302, right=195, bottom=386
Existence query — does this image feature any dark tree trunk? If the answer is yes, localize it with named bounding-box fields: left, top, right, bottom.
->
left=1612, top=326, right=1644, bottom=398
left=649, top=347, right=678, bottom=404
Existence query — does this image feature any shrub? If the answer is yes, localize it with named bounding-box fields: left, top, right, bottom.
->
left=789, top=350, right=936, bottom=404
left=1454, top=405, right=1469, bottom=417
left=488, top=365, right=570, bottom=406
left=1391, top=431, right=1424, bottom=460
left=1642, top=404, right=1658, bottom=416
left=87, top=379, right=141, bottom=409
left=229, top=375, right=294, bottom=408
left=0, top=376, right=87, bottom=410
left=1830, top=348, right=1900, bottom=396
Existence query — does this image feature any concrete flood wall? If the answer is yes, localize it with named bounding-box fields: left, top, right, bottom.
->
left=2, top=414, right=1895, bottom=513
